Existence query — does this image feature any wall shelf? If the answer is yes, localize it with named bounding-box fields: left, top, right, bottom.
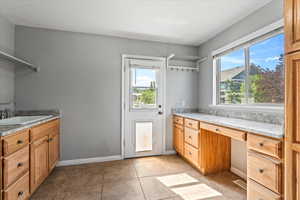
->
left=0, top=50, right=39, bottom=72
left=167, top=54, right=207, bottom=72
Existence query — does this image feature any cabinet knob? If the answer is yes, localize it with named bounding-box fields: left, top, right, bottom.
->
left=189, top=123, right=192, bottom=126
left=215, top=128, right=219, bottom=132
left=18, top=191, right=24, bottom=197
left=189, top=152, right=192, bottom=155
left=258, top=169, right=264, bottom=173
left=189, top=136, right=192, bottom=139
left=259, top=142, right=264, bottom=147
left=17, top=162, right=23, bottom=168
left=17, top=140, right=23, bottom=144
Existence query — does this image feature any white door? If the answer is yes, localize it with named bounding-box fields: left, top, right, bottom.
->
left=123, top=56, right=165, bottom=158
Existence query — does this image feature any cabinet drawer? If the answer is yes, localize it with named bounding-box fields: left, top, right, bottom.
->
left=4, top=172, right=29, bottom=200
left=184, top=143, right=198, bottom=167
left=4, top=146, right=30, bottom=188
left=184, top=127, right=199, bottom=148
left=185, top=118, right=199, bottom=130
left=247, top=179, right=281, bottom=200
left=30, top=119, right=59, bottom=141
left=248, top=134, right=282, bottom=159
left=173, top=116, right=183, bottom=125
left=200, top=122, right=246, bottom=141
left=247, top=152, right=282, bottom=194
left=3, top=129, right=29, bottom=156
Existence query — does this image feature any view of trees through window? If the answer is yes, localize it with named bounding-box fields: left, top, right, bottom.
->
left=131, top=68, right=157, bottom=109
left=218, top=33, right=284, bottom=105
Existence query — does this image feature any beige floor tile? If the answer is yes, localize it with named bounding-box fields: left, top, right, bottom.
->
left=103, top=164, right=137, bottom=182
left=102, top=179, right=145, bottom=200
left=140, top=176, right=177, bottom=200
left=63, top=191, right=101, bottom=200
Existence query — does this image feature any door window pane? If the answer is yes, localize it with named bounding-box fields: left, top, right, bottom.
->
left=219, top=49, right=245, bottom=104
left=135, top=122, right=153, bottom=152
left=131, top=68, right=158, bottom=109
left=249, top=34, right=284, bottom=104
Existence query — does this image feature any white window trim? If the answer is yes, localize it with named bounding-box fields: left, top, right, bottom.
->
left=212, top=19, right=284, bottom=56
left=211, top=19, right=284, bottom=111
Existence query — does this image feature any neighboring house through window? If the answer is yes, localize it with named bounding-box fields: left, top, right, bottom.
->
left=213, top=22, right=284, bottom=108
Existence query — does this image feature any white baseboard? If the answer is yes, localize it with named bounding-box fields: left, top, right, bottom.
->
left=230, top=167, right=247, bottom=180
left=57, top=155, right=122, bottom=167
left=163, top=150, right=177, bottom=155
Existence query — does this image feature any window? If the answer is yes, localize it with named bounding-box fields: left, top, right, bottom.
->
left=130, top=67, right=158, bottom=109
left=215, top=32, right=284, bottom=106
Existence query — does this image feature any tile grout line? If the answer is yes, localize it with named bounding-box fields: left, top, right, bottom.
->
left=134, top=163, right=147, bottom=200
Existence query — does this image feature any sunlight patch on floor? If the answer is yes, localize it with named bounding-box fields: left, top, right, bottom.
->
left=171, top=184, right=222, bottom=200
left=156, top=173, right=199, bottom=187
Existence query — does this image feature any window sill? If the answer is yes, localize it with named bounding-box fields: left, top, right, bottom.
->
left=208, top=104, right=284, bottom=113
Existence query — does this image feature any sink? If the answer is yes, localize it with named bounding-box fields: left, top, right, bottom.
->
left=0, top=115, right=53, bottom=126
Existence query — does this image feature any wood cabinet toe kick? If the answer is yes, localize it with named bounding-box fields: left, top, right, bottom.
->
left=0, top=118, right=60, bottom=200
left=173, top=114, right=284, bottom=199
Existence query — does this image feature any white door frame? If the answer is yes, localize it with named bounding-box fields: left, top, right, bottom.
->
left=121, top=54, right=166, bottom=159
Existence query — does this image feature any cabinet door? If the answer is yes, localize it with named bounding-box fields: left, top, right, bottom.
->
left=49, top=133, right=59, bottom=172
left=173, top=124, right=183, bottom=155
left=30, top=135, right=49, bottom=193
left=285, top=52, right=300, bottom=199
left=285, top=0, right=300, bottom=53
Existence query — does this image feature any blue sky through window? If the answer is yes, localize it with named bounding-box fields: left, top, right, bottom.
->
left=132, top=68, right=156, bottom=87
left=220, top=33, right=284, bottom=71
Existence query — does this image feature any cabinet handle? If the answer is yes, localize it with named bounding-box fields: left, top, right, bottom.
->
left=17, top=162, right=23, bottom=168
left=258, top=169, right=264, bottom=173
left=259, top=142, right=264, bottom=147
left=17, top=140, right=23, bottom=144
left=18, top=191, right=24, bottom=197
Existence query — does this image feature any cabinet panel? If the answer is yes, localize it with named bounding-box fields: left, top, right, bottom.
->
left=49, top=132, right=59, bottom=172
left=184, top=143, right=198, bottom=167
left=4, top=173, right=29, bottom=200
left=30, top=136, right=49, bottom=193
left=248, top=134, right=282, bottom=159
left=200, top=122, right=246, bottom=141
left=184, top=127, right=199, bottom=148
left=173, top=116, right=183, bottom=125
left=184, top=118, right=199, bottom=130
left=248, top=152, right=282, bottom=194
left=3, top=129, right=29, bottom=156
left=3, top=146, right=29, bottom=188
left=285, top=52, right=300, bottom=199
left=247, top=179, right=281, bottom=200
left=173, top=124, right=183, bottom=155
left=285, top=0, right=300, bottom=53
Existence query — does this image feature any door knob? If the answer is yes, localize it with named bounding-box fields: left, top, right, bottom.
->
left=158, top=111, right=163, bottom=115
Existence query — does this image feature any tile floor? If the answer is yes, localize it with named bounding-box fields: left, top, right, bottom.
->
left=30, top=155, right=246, bottom=200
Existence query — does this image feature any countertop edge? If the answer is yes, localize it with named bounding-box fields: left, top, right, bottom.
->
left=0, top=116, right=60, bottom=136
left=174, top=113, right=284, bottom=139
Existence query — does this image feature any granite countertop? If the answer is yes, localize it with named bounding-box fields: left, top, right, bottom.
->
left=0, top=114, right=60, bottom=136
left=174, top=113, right=284, bottom=139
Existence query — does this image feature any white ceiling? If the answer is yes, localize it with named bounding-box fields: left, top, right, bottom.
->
left=0, top=0, right=273, bottom=46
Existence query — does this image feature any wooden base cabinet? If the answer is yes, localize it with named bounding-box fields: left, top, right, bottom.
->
left=0, top=119, right=60, bottom=200
left=30, top=119, right=60, bottom=194
left=30, top=136, right=49, bottom=193
left=173, top=115, right=231, bottom=175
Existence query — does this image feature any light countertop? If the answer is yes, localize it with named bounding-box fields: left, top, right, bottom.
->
left=174, top=113, right=283, bottom=139
left=0, top=115, right=60, bottom=136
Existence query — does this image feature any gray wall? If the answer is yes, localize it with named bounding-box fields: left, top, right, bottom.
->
left=197, top=0, right=283, bottom=176
left=0, top=16, right=15, bottom=110
left=15, top=26, right=198, bottom=160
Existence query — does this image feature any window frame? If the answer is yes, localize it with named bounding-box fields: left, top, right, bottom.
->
left=212, top=21, right=284, bottom=110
